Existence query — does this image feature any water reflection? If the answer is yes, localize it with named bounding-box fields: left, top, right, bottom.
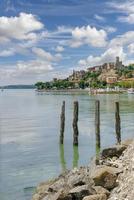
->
left=73, top=145, right=79, bottom=168
left=59, top=144, right=79, bottom=170
left=59, top=144, right=66, bottom=171
left=23, top=187, right=36, bottom=200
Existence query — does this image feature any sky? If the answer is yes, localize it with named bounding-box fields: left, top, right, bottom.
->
left=0, top=0, right=134, bottom=85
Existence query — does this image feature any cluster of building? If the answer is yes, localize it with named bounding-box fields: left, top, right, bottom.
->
left=87, top=56, right=124, bottom=72
left=68, top=57, right=124, bottom=84
left=68, top=70, right=86, bottom=82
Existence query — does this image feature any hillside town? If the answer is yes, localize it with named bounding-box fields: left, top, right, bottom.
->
left=35, top=57, right=134, bottom=90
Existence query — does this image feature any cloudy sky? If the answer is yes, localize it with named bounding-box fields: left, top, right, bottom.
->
left=0, top=0, right=134, bottom=85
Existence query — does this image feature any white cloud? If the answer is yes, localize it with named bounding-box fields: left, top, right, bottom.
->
left=54, top=53, right=62, bottom=61
left=108, top=1, right=134, bottom=24
left=0, top=60, right=53, bottom=85
left=5, top=0, right=16, bottom=12
left=0, top=46, right=64, bottom=84
left=0, top=12, right=44, bottom=43
left=109, top=31, right=134, bottom=47
left=78, top=46, right=126, bottom=67
left=105, top=26, right=117, bottom=33
left=78, top=30, right=134, bottom=68
left=124, top=59, right=134, bottom=65
left=57, top=26, right=72, bottom=34
left=32, top=47, right=53, bottom=61
left=47, top=25, right=107, bottom=48
left=55, top=45, right=64, bottom=52
left=0, top=48, right=15, bottom=57
left=108, top=1, right=134, bottom=13
left=128, top=43, right=134, bottom=54
left=94, top=14, right=105, bottom=22
left=17, top=60, right=53, bottom=74
left=119, top=14, right=134, bottom=24
left=70, top=25, right=107, bottom=48
left=32, top=47, right=62, bottom=62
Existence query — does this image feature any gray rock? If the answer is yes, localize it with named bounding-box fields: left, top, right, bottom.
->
left=48, top=178, right=65, bottom=192
left=67, top=173, right=85, bottom=187
left=67, top=167, right=93, bottom=188
left=83, top=194, right=107, bottom=200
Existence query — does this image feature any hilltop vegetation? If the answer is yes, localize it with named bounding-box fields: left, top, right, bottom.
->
left=35, top=64, right=134, bottom=90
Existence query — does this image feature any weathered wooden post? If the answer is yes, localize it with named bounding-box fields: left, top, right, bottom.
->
left=60, top=101, right=65, bottom=144
left=95, top=100, right=101, bottom=165
left=115, top=102, right=121, bottom=144
left=95, top=100, right=101, bottom=150
left=73, top=101, right=79, bottom=146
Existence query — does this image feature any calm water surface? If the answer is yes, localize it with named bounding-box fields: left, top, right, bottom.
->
left=0, top=89, right=134, bottom=200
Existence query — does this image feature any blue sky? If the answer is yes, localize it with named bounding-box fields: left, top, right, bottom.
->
left=0, top=0, right=134, bottom=85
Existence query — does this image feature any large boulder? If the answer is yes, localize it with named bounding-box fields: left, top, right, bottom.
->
left=82, top=194, right=107, bottom=200
left=91, top=166, right=118, bottom=190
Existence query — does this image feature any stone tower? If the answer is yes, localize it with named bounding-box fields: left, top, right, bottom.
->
left=115, top=57, right=123, bottom=69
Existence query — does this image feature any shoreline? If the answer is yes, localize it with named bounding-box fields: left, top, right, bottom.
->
left=36, top=89, right=89, bottom=93
left=32, top=139, right=133, bottom=200
left=36, top=88, right=127, bottom=95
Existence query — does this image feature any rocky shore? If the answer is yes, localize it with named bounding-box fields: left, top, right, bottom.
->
left=32, top=139, right=134, bottom=200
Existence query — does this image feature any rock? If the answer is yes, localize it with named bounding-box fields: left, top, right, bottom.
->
left=43, top=192, right=60, bottom=200
left=108, top=141, right=134, bottom=200
left=93, top=186, right=110, bottom=197
left=33, top=180, right=55, bottom=200
left=83, top=194, right=107, bottom=200
left=58, top=194, right=72, bottom=200
left=101, top=145, right=126, bottom=159
left=48, top=178, right=66, bottom=192
left=43, top=189, right=72, bottom=200
left=67, top=173, right=85, bottom=187
left=69, top=185, right=95, bottom=200
left=67, top=167, right=93, bottom=188
left=91, top=166, right=118, bottom=189
left=32, top=193, right=41, bottom=200
left=31, top=140, right=134, bottom=200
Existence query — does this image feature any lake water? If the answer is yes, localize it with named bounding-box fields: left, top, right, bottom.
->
left=0, top=89, right=134, bottom=200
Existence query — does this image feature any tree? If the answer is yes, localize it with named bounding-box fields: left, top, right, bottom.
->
left=79, top=80, right=85, bottom=89
left=35, top=82, right=45, bottom=90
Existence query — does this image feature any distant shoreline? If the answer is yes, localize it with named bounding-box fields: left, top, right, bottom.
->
left=36, top=88, right=126, bottom=94
left=36, top=89, right=89, bottom=93
left=1, top=85, right=35, bottom=89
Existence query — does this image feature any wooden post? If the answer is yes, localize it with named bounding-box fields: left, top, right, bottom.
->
left=60, top=101, right=65, bottom=144
left=115, top=102, right=121, bottom=144
left=95, top=100, right=100, bottom=150
left=73, top=101, right=79, bottom=146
